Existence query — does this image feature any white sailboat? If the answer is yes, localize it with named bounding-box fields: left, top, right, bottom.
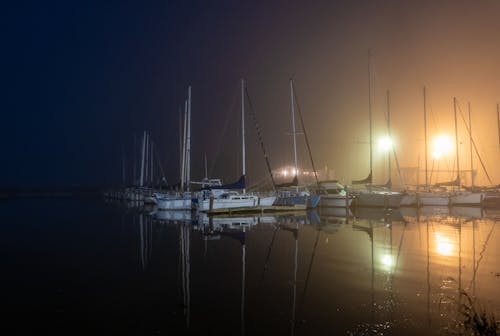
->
left=404, top=96, right=484, bottom=207
left=401, top=87, right=451, bottom=207
left=200, top=79, right=276, bottom=213
left=449, top=99, right=485, bottom=206
left=155, top=86, right=194, bottom=210
left=274, top=79, right=321, bottom=209
left=351, top=73, right=403, bottom=208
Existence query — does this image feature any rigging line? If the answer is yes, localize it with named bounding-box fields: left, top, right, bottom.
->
left=455, top=100, right=493, bottom=185
left=153, top=142, right=168, bottom=186
left=384, top=90, right=404, bottom=186
left=245, top=86, right=277, bottom=191
left=426, top=89, right=446, bottom=144
left=292, top=80, right=320, bottom=191
left=209, top=84, right=239, bottom=178
left=247, top=173, right=275, bottom=192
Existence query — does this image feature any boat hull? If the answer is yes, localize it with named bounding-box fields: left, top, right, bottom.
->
left=418, top=192, right=450, bottom=206
left=354, top=191, right=403, bottom=208
left=401, top=192, right=450, bottom=206
left=319, top=195, right=353, bottom=208
left=200, top=195, right=260, bottom=212
left=259, top=196, right=278, bottom=207
left=156, top=198, right=193, bottom=210
left=275, top=194, right=321, bottom=208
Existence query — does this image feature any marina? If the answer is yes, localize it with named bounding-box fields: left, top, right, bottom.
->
left=6, top=1, right=500, bottom=335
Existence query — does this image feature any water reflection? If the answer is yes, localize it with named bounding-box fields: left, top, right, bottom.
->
left=126, top=204, right=500, bottom=335
left=138, top=213, right=152, bottom=270
left=434, top=231, right=455, bottom=256
left=179, top=216, right=191, bottom=328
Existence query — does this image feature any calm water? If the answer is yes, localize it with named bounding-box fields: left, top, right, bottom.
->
left=3, top=198, right=500, bottom=335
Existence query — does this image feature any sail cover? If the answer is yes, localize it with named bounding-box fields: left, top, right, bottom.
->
left=203, top=175, right=246, bottom=190
left=352, top=172, right=373, bottom=185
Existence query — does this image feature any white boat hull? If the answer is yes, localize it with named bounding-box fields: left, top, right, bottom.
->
left=354, top=191, right=403, bottom=208
left=418, top=192, right=450, bottom=206
left=156, top=198, right=193, bottom=210
left=320, top=195, right=353, bottom=208
left=401, top=191, right=450, bottom=207
left=200, top=195, right=259, bottom=211
left=259, top=196, right=277, bottom=207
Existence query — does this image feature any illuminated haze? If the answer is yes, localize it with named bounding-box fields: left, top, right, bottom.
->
left=3, top=0, right=500, bottom=188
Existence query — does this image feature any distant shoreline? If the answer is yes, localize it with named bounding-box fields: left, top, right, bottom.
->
left=0, top=187, right=105, bottom=199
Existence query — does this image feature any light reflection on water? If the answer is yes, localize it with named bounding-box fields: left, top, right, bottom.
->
left=3, top=199, right=500, bottom=335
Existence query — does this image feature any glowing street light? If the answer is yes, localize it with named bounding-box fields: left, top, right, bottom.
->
left=432, top=134, right=453, bottom=159
left=378, top=136, right=393, bottom=152
left=381, top=254, right=394, bottom=269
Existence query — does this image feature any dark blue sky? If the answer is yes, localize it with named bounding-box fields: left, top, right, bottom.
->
left=3, top=0, right=500, bottom=188
left=3, top=0, right=258, bottom=187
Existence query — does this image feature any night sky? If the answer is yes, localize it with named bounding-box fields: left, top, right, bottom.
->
left=4, top=0, right=500, bottom=189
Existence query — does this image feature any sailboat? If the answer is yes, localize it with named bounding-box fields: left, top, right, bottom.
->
left=274, top=79, right=321, bottom=209
left=199, top=79, right=276, bottom=213
left=155, top=86, right=195, bottom=210
left=449, top=98, right=485, bottom=206
left=407, top=97, right=485, bottom=207
left=350, top=67, right=403, bottom=208
left=400, top=87, right=452, bottom=207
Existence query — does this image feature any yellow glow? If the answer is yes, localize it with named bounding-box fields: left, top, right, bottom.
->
left=291, top=168, right=298, bottom=175
left=282, top=169, right=288, bottom=177
left=378, top=136, right=393, bottom=151
left=381, top=254, right=394, bottom=268
left=432, top=135, right=453, bottom=159
left=435, top=232, right=454, bottom=256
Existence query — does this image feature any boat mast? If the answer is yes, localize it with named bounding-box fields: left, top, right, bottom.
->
left=179, top=107, right=182, bottom=185
left=290, top=78, right=298, bottom=191
left=140, top=130, right=146, bottom=187
left=145, top=132, right=149, bottom=186
left=468, top=102, right=474, bottom=188
left=151, top=141, right=155, bottom=185
left=204, top=154, right=208, bottom=179
left=121, top=144, right=126, bottom=187
left=386, top=90, right=392, bottom=186
left=497, top=103, right=500, bottom=146
left=368, top=51, right=373, bottom=182
left=186, top=85, right=192, bottom=192
left=133, top=133, right=137, bottom=186
left=241, top=78, right=246, bottom=194
left=453, top=97, right=460, bottom=188
left=147, top=133, right=151, bottom=185
left=181, top=100, right=187, bottom=191
left=423, top=87, right=428, bottom=188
